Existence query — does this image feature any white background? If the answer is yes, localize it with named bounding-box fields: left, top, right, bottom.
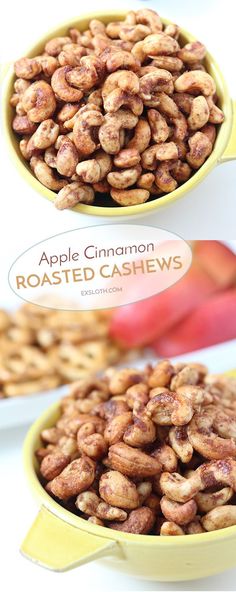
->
left=0, top=1, right=236, bottom=591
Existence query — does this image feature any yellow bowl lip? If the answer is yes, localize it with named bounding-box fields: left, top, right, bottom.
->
left=24, top=398, right=236, bottom=547
left=2, top=9, right=233, bottom=218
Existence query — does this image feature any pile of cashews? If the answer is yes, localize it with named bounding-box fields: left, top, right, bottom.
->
left=37, top=360, right=236, bottom=535
left=11, top=8, right=224, bottom=209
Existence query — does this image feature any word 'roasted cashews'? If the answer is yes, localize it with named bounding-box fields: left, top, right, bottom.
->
left=99, top=109, right=138, bottom=155
left=195, top=487, right=234, bottom=513
left=109, top=507, right=155, bottom=534
left=54, top=181, right=94, bottom=210
left=22, top=81, right=56, bottom=122
left=76, top=151, right=112, bottom=183
left=188, top=96, right=210, bottom=130
left=160, top=496, right=197, bottom=525
left=107, top=165, right=141, bottom=189
left=99, top=470, right=139, bottom=509
left=76, top=491, right=127, bottom=521
left=110, top=188, right=150, bottom=206
left=175, top=71, right=216, bottom=96
left=107, top=442, right=162, bottom=478
left=51, top=66, right=83, bottom=102
left=30, top=156, right=67, bottom=191
left=201, top=506, right=236, bottom=532
left=46, top=456, right=95, bottom=500
left=73, top=109, right=104, bottom=155
left=146, top=388, right=193, bottom=426
left=187, top=407, right=236, bottom=459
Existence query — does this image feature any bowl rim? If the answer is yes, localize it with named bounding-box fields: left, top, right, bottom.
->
left=2, top=9, right=233, bottom=217
left=24, top=398, right=236, bottom=546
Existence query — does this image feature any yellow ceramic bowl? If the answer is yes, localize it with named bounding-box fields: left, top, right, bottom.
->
left=22, top=371, right=236, bottom=581
left=2, top=11, right=236, bottom=218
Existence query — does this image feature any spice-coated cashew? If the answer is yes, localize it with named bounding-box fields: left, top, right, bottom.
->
left=22, top=81, right=56, bottom=122
left=54, top=181, right=94, bottom=209
left=30, top=156, right=67, bottom=191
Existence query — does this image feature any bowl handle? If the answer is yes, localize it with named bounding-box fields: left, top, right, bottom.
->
left=21, top=506, right=118, bottom=572
left=219, top=100, right=236, bottom=162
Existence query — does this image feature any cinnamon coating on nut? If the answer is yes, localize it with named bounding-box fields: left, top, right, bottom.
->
left=37, top=361, right=236, bottom=535
left=11, top=9, right=223, bottom=209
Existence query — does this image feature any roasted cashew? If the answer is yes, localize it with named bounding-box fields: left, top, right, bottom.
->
left=160, top=471, right=202, bottom=503
left=109, top=507, right=155, bottom=534
left=146, top=388, right=193, bottom=426
left=76, top=491, right=127, bottom=521
left=140, top=70, right=173, bottom=102
left=201, top=506, right=236, bottom=531
left=160, top=521, right=185, bottom=536
left=73, top=108, right=104, bottom=155
left=40, top=451, right=70, bottom=481
left=107, top=165, right=141, bottom=189
left=186, top=131, right=212, bottom=169
left=132, top=34, right=179, bottom=63
left=56, top=136, right=79, bottom=177
left=147, top=109, right=170, bottom=143
left=136, top=8, right=162, bottom=33
left=137, top=173, right=155, bottom=191
left=178, top=41, right=206, bottom=64
left=76, top=151, right=112, bottom=183
left=127, top=119, right=151, bottom=153
left=66, top=56, right=105, bottom=91
left=46, top=456, right=95, bottom=500
left=123, top=413, right=156, bottom=447
left=187, top=406, right=236, bottom=459
left=14, top=57, right=42, bottom=79
left=104, top=412, right=133, bottom=446
left=12, top=115, right=37, bottom=135
left=22, top=81, right=56, bottom=122
left=99, top=109, right=138, bottom=154
left=175, top=71, right=216, bottom=96
left=152, top=444, right=178, bottom=472
left=45, top=36, right=71, bottom=56
left=113, top=148, right=141, bottom=168
left=152, top=56, right=183, bottom=72
left=108, top=442, right=161, bottom=478
left=30, top=156, right=67, bottom=191
left=99, top=470, right=139, bottom=509
left=206, top=96, right=224, bottom=124
left=111, top=188, right=150, bottom=206
left=195, top=487, right=234, bottom=513
left=55, top=181, right=94, bottom=209
left=188, top=96, right=210, bottom=130
left=160, top=496, right=197, bottom=525
left=169, top=426, right=193, bottom=464
left=27, top=119, right=59, bottom=150
left=51, top=66, right=83, bottom=102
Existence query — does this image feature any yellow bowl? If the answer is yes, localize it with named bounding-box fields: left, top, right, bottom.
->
left=22, top=371, right=236, bottom=581
left=2, top=10, right=236, bottom=218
